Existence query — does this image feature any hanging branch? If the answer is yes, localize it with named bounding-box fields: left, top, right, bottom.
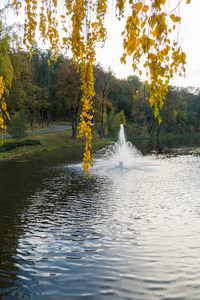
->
left=1, top=0, right=192, bottom=176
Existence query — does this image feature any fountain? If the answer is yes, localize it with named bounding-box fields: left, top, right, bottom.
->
left=93, top=124, right=141, bottom=171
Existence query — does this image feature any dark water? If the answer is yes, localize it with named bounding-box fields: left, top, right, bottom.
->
left=0, top=141, right=200, bottom=300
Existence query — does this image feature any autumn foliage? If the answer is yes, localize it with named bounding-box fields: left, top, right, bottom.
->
left=1, top=0, right=191, bottom=175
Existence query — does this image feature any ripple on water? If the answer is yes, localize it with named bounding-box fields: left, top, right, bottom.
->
left=1, top=153, right=200, bottom=299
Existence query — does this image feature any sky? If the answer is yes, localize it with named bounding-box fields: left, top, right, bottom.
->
left=95, top=0, right=200, bottom=88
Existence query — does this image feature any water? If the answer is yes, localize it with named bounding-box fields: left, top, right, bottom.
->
left=0, top=127, right=200, bottom=299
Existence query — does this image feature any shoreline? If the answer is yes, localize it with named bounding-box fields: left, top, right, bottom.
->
left=0, top=129, right=112, bottom=161
left=1, top=126, right=200, bottom=162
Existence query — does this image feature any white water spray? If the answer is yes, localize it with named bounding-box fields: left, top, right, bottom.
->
left=94, top=124, right=140, bottom=170
left=70, top=124, right=153, bottom=174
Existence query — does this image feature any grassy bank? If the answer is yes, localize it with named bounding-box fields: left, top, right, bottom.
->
left=1, top=124, right=200, bottom=161
left=0, top=128, right=112, bottom=160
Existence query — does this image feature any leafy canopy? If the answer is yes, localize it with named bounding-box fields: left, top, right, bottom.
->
left=2, top=0, right=191, bottom=175
left=0, top=20, right=13, bottom=143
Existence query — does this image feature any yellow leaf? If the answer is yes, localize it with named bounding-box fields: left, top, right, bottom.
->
left=170, top=14, right=176, bottom=23
left=142, top=5, right=149, bottom=13
left=158, top=115, right=162, bottom=124
left=148, top=38, right=154, bottom=46
left=170, top=14, right=181, bottom=23
left=1, top=102, right=7, bottom=111
left=186, top=0, right=191, bottom=3
left=154, top=105, right=159, bottom=118
left=134, top=2, right=143, bottom=13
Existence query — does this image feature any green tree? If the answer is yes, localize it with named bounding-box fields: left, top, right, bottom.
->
left=115, top=110, right=126, bottom=127
left=185, top=91, right=200, bottom=133
left=107, top=78, right=132, bottom=119
left=31, top=48, right=52, bottom=126
left=56, top=59, right=82, bottom=138
left=5, top=51, right=33, bottom=111
left=106, top=110, right=116, bottom=133
left=0, top=20, right=15, bottom=134
left=0, top=21, right=14, bottom=90
left=94, top=65, right=114, bottom=139
left=127, top=75, right=149, bottom=127
left=7, top=109, right=28, bottom=142
left=127, top=75, right=142, bottom=94
left=152, top=87, right=187, bottom=135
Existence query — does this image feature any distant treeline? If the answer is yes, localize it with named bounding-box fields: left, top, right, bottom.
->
left=3, top=47, right=200, bottom=138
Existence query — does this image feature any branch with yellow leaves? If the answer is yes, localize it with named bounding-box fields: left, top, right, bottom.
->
left=2, top=0, right=192, bottom=176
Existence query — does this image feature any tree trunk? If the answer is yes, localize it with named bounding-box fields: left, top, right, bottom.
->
left=71, top=106, right=79, bottom=139
left=167, top=123, right=171, bottom=133
left=71, top=117, right=75, bottom=138
left=100, top=119, right=103, bottom=139
left=157, top=126, right=161, bottom=137
left=148, top=121, right=154, bottom=134
left=42, top=109, right=44, bottom=128
left=46, top=110, right=50, bottom=127
left=100, top=100, right=105, bottom=139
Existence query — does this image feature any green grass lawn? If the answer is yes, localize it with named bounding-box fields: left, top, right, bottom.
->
left=0, top=128, right=111, bottom=160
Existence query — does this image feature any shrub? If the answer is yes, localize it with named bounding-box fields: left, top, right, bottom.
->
left=0, top=139, right=41, bottom=153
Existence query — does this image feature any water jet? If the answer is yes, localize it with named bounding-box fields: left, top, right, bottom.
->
left=93, top=124, right=141, bottom=172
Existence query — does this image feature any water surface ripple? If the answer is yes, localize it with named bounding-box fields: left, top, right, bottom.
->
left=0, top=150, right=200, bottom=299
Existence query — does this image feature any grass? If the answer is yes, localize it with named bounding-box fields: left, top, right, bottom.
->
left=0, top=127, right=111, bottom=160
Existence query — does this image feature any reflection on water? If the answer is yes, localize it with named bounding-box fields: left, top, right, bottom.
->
left=0, top=144, right=200, bottom=299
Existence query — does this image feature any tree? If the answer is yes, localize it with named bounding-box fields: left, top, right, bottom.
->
left=116, top=110, right=126, bottom=127
left=184, top=90, right=200, bottom=133
left=3, top=0, right=191, bottom=176
left=0, top=20, right=13, bottom=139
left=127, top=75, right=148, bottom=127
left=127, top=75, right=142, bottom=94
left=94, top=65, right=113, bottom=139
left=7, top=109, right=28, bottom=142
left=107, top=77, right=132, bottom=118
left=56, top=60, right=83, bottom=139
left=158, top=87, right=188, bottom=134
left=5, top=51, right=33, bottom=111
left=31, top=48, right=53, bottom=127
left=106, top=110, right=116, bottom=133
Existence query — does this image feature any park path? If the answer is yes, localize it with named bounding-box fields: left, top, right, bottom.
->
left=3, top=124, right=71, bottom=138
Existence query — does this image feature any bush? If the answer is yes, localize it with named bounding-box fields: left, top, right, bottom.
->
left=0, top=139, right=41, bottom=153
left=0, top=142, right=16, bottom=152
left=18, top=139, right=41, bottom=147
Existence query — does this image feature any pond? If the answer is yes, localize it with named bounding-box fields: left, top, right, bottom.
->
left=0, top=128, right=200, bottom=300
